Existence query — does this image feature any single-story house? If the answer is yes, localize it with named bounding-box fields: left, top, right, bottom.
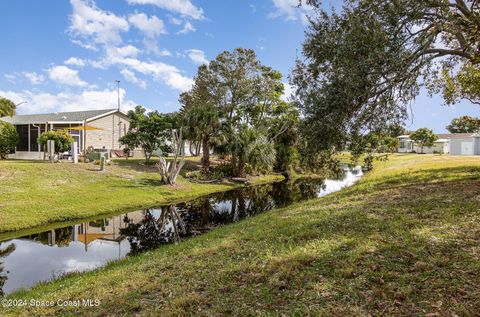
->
left=0, top=109, right=132, bottom=160
left=397, top=133, right=480, bottom=155
left=449, top=133, right=480, bottom=155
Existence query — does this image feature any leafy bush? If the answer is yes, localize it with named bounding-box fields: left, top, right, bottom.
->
left=37, top=130, right=74, bottom=153
left=211, top=162, right=235, bottom=179
left=185, top=170, right=203, bottom=179
left=0, top=121, right=18, bottom=159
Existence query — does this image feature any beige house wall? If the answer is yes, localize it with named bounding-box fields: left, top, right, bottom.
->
left=85, top=112, right=130, bottom=150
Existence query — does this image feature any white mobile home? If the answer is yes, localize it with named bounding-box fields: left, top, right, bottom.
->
left=397, top=133, right=480, bottom=155
left=449, top=134, right=480, bottom=155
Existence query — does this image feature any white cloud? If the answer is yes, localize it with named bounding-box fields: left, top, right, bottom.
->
left=3, top=72, right=45, bottom=85
left=48, top=65, right=89, bottom=87
left=185, top=49, right=208, bottom=65
left=105, top=45, right=141, bottom=60
left=23, top=72, right=45, bottom=84
left=113, top=57, right=193, bottom=91
left=128, top=12, right=166, bottom=38
left=69, top=0, right=129, bottom=47
left=127, top=0, right=204, bottom=20
left=269, top=0, right=312, bottom=24
left=177, top=21, right=195, bottom=34
left=64, top=57, right=87, bottom=66
left=120, top=68, right=147, bottom=89
left=0, top=88, right=137, bottom=114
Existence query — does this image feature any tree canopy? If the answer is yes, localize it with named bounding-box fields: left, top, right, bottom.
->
left=120, top=106, right=178, bottom=163
left=446, top=115, right=480, bottom=133
left=0, top=97, right=16, bottom=117
left=180, top=48, right=291, bottom=178
left=293, top=0, right=480, bottom=164
left=410, top=128, right=438, bottom=153
left=0, top=122, right=18, bottom=159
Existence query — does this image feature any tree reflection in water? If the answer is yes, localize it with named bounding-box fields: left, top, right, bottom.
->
left=120, top=178, right=328, bottom=254
left=0, top=243, right=15, bottom=297
left=121, top=205, right=186, bottom=254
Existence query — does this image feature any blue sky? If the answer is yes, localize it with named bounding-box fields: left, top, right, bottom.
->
left=0, top=0, right=478, bottom=133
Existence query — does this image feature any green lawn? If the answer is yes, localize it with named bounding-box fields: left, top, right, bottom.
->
left=0, top=158, right=283, bottom=233
left=4, top=154, right=480, bottom=316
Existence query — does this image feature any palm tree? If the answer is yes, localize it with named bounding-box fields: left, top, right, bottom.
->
left=0, top=97, right=16, bottom=117
left=228, top=125, right=275, bottom=178
left=182, top=104, right=222, bottom=175
left=180, top=65, right=223, bottom=175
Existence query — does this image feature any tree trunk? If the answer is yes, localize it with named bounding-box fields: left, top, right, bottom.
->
left=237, top=156, right=246, bottom=178
left=201, top=137, right=210, bottom=175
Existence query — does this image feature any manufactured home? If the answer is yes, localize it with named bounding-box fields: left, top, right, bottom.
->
left=0, top=109, right=131, bottom=160
left=397, top=133, right=480, bottom=155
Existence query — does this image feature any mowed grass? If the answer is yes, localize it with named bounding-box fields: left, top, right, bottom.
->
left=4, top=154, right=480, bottom=316
left=0, top=157, right=283, bottom=233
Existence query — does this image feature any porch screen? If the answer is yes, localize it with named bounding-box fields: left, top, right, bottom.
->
left=16, top=125, right=29, bottom=151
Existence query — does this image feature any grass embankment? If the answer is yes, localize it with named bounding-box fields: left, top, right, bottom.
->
left=0, top=157, right=283, bottom=233
left=4, top=154, right=480, bottom=316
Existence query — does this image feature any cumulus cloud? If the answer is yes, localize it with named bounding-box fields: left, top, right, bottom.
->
left=127, top=0, right=204, bottom=20
left=105, top=44, right=141, bottom=60
left=177, top=21, right=196, bottom=34
left=120, top=68, right=147, bottom=89
left=64, top=57, right=87, bottom=66
left=113, top=57, right=193, bottom=91
left=128, top=12, right=166, bottom=38
left=185, top=49, right=208, bottom=65
left=69, top=0, right=129, bottom=47
left=269, top=0, right=312, bottom=24
left=48, top=65, right=89, bottom=87
left=0, top=88, right=137, bottom=114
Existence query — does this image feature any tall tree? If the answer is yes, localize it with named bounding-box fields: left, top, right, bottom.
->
left=294, top=0, right=480, bottom=165
left=182, top=48, right=287, bottom=178
left=180, top=65, right=222, bottom=175
left=446, top=115, right=480, bottom=133
left=209, top=48, right=285, bottom=177
left=0, top=97, right=16, bottom=117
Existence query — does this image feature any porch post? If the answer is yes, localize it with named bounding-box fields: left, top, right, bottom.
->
left=83, top=120, right=87, bottom=163
left=28, top=124, right=31, bottom=152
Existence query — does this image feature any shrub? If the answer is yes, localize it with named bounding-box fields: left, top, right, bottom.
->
left=0, top=122, right=18, bottom=159
left=37, top=130, right=74, bottom=153
left=211, top=162, right=235, bottom=179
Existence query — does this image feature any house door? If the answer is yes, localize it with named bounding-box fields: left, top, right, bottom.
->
left=461, top=141, right=474, bottom=155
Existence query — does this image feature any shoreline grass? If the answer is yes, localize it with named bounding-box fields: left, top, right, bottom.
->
left=4, top=154, right=480, bottom=316
left=0, top=158, right=284, bottom=234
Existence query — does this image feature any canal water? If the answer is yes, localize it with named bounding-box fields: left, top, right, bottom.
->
left=0, top=166, right=363, bottom=296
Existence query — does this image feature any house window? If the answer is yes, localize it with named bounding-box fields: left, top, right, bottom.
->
left=399, top=139, right=406, bottom=149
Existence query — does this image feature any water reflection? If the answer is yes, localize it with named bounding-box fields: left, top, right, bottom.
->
left=0, top=166, right=362, bottom=295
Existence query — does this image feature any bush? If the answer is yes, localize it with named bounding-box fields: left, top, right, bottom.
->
left=185, top=170, right=203, bottom=180
left=211, top=162, right=235, bottom=179
left=37, top=130, right=74, bottom=153
left=0, top=122, right=18, bottom=159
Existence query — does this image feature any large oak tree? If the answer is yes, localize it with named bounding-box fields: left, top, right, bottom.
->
left=293, top=0, right=480, bottom=162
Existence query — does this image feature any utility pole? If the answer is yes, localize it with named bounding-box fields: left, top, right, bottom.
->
left=115, top=80, right=120, bottom=110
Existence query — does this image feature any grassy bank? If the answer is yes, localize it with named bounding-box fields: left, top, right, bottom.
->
left=0, top=158, right=283, bottom=233
left=4, top=154, right=480, bottom=316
